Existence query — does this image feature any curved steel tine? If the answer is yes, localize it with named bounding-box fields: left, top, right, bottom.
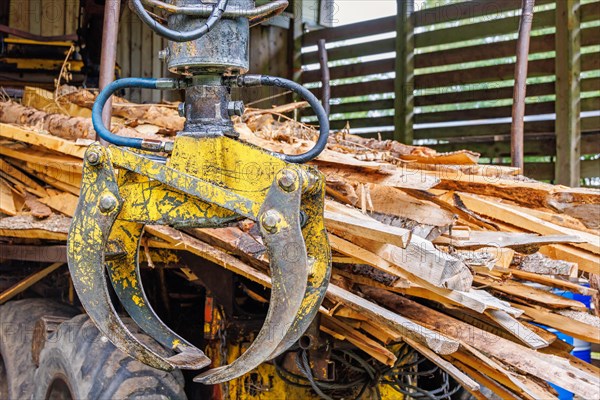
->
left=267, top=169, right=331, bottom=359
left=67, top=145, right=173, bottom=371
left=106, top=220, right=211, bottom=369
left=194, top=167, right=309, bottom=384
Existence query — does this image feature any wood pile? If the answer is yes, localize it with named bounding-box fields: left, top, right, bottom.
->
left=1, top=87, right=599, bottom=399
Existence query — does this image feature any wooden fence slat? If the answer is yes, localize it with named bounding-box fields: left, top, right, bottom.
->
left=310, top=79, right=395, bottom=99
left=302, top=37, right=395, bottom=65
left=429, top=132, right=600, bottom=158
left=411, top=0, right=555, bottom=27
left=331, top=116, right=394, bottom=130
left=303, top=98, right=395, bottom=116
left=303, top=15, right=396, bottom=46
left=417, top=27, right=599, bottom=69
left=9, top=0, right=30, bottom=32
left=301, top=58, right=395, bottom=83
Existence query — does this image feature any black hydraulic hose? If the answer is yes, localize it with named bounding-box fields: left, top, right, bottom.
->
left=232, top=75, right=330, bottom=164
left=130, top=0, right=228, bottom=42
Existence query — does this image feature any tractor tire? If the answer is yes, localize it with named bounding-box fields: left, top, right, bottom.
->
left=0, top=299, right=78, bottom=399
left=32, top=314, right=187, bottom=400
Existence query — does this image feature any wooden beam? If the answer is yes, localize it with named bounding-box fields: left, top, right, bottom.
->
left=555, top=0, right=581, bottom=186
left=393, top=0, right=414, bottom=143
left=0, top=263, right=65, bottom=304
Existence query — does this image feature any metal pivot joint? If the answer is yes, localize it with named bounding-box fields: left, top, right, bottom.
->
left=68, top=0, right=332, bottom=385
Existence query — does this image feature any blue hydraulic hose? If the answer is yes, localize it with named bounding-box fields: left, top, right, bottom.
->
left=92, top=77, right=159, bottom=149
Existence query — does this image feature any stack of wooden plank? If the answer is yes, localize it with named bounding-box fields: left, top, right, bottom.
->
left=0, top=87, right=599, bottom=399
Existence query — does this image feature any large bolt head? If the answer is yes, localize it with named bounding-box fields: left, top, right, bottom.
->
left=261, top=209, right=282, bottom=233
left=86, top=150, right=101, bottom=166
left=227, top=101, right=245, bottom=117
left=278, top=170, right=297, bottom=192
left=99, top=194, right=118, bottom=213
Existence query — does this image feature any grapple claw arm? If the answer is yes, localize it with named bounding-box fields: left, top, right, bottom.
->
left=194, top=167, right=309, bottom=384
left=67, top=146, right=175, bottom=371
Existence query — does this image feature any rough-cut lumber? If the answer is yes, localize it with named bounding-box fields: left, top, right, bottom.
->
left=147, top=225, right=460, bottom=356
left=355, top=184, right=454, bottom=226
left=474, top=275, right=587, bottom=310
left=0, top=123, right=87, bottom=158
left=362, top=287, right=600, bottom=399
left=0, top=180, right=16, bottom=215
left=0, top=158, right=47, bottom=197
left=457, top=192, right=599, bottom=254
left=516, top=252, right=577, bottom=276
left=539, top=244, right=600, bottom=275
left=0, top=145, right=82, bottom=174
left=38, top=193, right=79, bottom=217
left=435, top=231, right=582, bottom=252
left=497, top=267, right=597, bottom=296
left=516, top=303, right=600, bottom=344
left=324, top=205, right=412, bottom=249
left=434, top=176, right=600, bottom=216
left=333, top=133, right=479, bottom=164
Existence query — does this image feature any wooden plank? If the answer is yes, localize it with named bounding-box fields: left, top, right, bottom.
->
left=303, top=15, right=395, bottom=46
left=555, top=0, right=581, bottom=186
left=0, top=158, right=46, bottom=196
left=0, top=180, right=16, bottom=216
left=302, top=58, right=395, bottom=83
left=0, top=123, right=86, bottom=158
left=485, top=309, right=549, bottom=349
left=64, top=0, right=77, bottom=35
left=414, top=8, right=555, bottom=49
left=456, top=192, right=600, bottom=255
left=416, top=26, right=598, bottom=69
left=9, top=0, right=30, bottom=32
left=302, top=37, right=395, bottom=65
left=402, top=337, right=481, bottom=394
left=318, top=164, right=439, bottom=191
left=430, top=131, right=600, bottom=158
left=362, top=288, right=600, bottom=399
left=0, top=263, right=65, bottom=305
left=411, top=0, right=554, bottom=27
left=29, top=0, right=42, bottom=35
left=38, top=192, right=79, bottom=217
left=515, top=303, right=600, bottom=344
left=310, top=78, right=394, bottom=99
left=415, top=120, right=555, bottom=140
left=473, top=275, right=587, bottom=310
left=540, top=244, right=600, bottom=275
left=324, top=210, right=411, bottom=249
left=0, top=146, right=82, bottom=174
left=330, top=116, right=394, bottom=130
left=415, top=76, right=598, bottom=108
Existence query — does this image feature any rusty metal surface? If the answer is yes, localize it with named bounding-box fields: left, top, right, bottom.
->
left=106, top=220, right=211, bottom=369
left=67, top=145, right=174, bottom=371
left=511, top=0, right=535, bottom=170
left=194, top=166, right=309, bottom=384
left=98, top=0, right=121, bottom=141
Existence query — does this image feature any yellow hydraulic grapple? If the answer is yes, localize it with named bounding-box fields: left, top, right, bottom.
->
left=66, top=0, right=332, bottom=384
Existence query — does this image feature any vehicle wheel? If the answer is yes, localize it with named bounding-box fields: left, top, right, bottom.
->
left=0, top=299, right=78, bottom=399
left=33, top=314, right=187, bottom=400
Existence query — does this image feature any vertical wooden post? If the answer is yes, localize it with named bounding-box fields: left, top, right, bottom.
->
left=394, top=0, right=414, bottom=144
left=555, top=0, right=581, bottom=186
left=291, top=0, right=304, bottom=83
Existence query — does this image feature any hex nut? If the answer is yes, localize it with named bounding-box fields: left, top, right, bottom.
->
left=261, top=210, right=282, bottom=233
left=99, top=194, right=118, bottom=213
left=86, top=151, right=101, bottom=166
left=278, top=170, right=297, bottom=191
left=227, top=101, right=245, bottom=117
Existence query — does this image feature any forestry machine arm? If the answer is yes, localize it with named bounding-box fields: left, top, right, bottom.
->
left=66, top=0, right=332, bottom=384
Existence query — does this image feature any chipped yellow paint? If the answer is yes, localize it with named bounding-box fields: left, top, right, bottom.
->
left=132, top=294, right=144, bottom=307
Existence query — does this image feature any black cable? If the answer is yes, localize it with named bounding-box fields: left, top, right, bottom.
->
left=130, top=0, right=228, bottom=42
